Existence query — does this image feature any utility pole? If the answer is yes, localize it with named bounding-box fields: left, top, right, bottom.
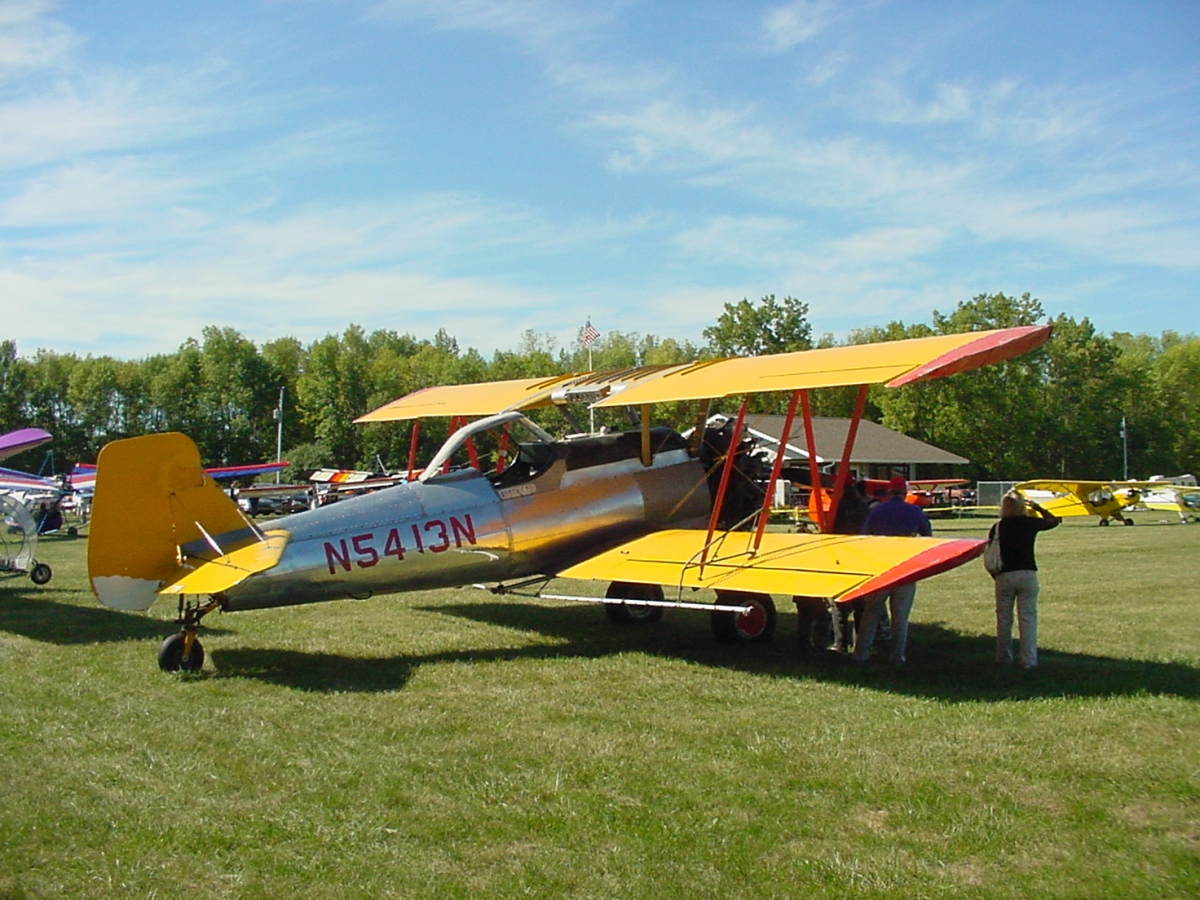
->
left=1121, top=415, right=1128, bottom=481
left=274, top=386, right=285, bottom=484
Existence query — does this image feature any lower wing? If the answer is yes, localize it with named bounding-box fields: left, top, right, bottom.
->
left=558, top=529, right=985, bottom=602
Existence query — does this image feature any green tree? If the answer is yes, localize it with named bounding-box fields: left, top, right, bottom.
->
left=703, top=295, right=812, bottom=357
left=67, top=356, right=151, bottom=449
left=194, top=327, right=277, bottom=465
left=1033, top=315, right=1126, bottom=478
left=874, top=293, right=1048, bottom=479
left=0, top=340, right=27, bottom=431
left=24, top=350, right=87, bottom=463
left=263, top=336, right=311, bottom=451
left=1153, top=337, right=1200, bottom=473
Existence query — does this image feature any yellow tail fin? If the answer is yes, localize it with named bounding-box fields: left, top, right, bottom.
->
left=88, top=433, right=258, bottom=610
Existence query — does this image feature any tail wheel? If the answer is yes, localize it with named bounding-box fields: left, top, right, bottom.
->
left=158, top=632, right=205, bottom=672
left=711, top=591, right=776, bottom=644
left=604, top=582, right=665, bottom=626
left=29, top=563, right=52, bottom=585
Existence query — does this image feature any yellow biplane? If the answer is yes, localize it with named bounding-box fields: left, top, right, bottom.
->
left=87, top=325, right=1052, bottom=670
left=1014, top=478, right=1198, bottom=526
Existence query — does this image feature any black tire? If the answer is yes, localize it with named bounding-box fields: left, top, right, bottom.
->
left=158, top=632, right=205, bottom=672
left=711, top=591, right=776, bottom=644
left=1123, top=517, right=1134, bottom=526
left=604, top=582, right=665, bottom=625
left=29, top=563, right=52, bottom=585
left=1099, top=519, right=1110, bottom=526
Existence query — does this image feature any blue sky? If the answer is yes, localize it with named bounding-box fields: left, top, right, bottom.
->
left=2, top=0, right=1197, bottom=360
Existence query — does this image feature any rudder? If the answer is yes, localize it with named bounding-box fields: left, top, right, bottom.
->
left=88, top=433, right=252, bottom=610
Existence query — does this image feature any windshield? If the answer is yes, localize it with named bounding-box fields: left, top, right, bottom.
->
left=419, top=412, right=556, bottom=484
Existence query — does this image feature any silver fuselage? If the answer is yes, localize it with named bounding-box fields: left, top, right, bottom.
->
left=220, top=434, right=712, bottom=611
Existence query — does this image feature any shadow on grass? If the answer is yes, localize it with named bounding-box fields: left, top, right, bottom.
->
left=0, top=586, right=233, bottom=645
left=210, top=647, right=419, bottom=693
left=207, top=598, right=1200, bottom=702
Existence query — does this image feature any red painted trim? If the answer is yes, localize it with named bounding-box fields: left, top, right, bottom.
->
left=886, top=325, right=1053, bottom=388
left=702, top=396, right=750, bottom=567
left=801, top=390, right=826, bottom=532
left=827, top=384, right=867, bottom=533
left=755, top=389, right=801, bottom=551
left=406, top=419, right=421, bottom=481
left=496, top=429, right=510, bottom=474
left=837, top=538, right=986, bottom=603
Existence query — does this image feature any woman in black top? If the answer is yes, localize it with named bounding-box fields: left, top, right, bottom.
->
left=991, top=492, right=1060, bottom=668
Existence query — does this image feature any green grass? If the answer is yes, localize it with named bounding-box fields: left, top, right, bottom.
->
left=1, top=514, right=1198, bottom=899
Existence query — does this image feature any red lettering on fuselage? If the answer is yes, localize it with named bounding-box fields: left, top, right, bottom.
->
left=450, top=515, right=476, bottom=545
left=323, top=514, right=478, bottom=575
left=352, top=533, right=378, bottom=567
left=325, top=539, right=351, bottom=574
left=424, top=519, right=450, bottom=553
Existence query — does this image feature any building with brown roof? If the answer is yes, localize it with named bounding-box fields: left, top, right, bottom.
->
left=739, top=414, right=969, bottom=483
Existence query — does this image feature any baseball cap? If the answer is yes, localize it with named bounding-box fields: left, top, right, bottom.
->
left=888, top=475, right=908, bottom=495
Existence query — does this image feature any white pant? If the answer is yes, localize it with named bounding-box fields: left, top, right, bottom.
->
left=994, top=569, right=1039, bottom=667
left=853, top=582, right=916, bottom=664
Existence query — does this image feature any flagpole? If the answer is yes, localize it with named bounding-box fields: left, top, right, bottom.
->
left=587, top=316, right=595, bottom=435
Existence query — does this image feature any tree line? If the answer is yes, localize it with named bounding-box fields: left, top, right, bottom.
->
left=1, top=293, right=1196, bottom=482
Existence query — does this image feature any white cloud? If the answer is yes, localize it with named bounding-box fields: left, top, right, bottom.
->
left=368, top=0, right=625, bottom=50
left=0, top=0, right=73, bottom=73
left=761, top=1, right=834, bottom=52
left=591, top=99, right=777, bottom=173
left=0, top=158, right=197, bottom=226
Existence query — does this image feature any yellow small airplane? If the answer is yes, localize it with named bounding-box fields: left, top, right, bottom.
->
left=1014, top=478, right=1197, bottom=526
left=87, top=324, right=1053, bottom=670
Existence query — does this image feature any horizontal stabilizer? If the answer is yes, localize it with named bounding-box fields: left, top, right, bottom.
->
left=557, top=529, right=985, bottom=602
left=160, top=532, right=288, bottom=595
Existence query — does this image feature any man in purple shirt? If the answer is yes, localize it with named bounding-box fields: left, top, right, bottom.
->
left=852, top=476, right=932, bottom=666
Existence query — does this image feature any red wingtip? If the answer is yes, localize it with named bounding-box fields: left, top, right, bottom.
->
left=886, top=325, right=1053, bottom=388
left=837, top=538, right=986, bottom=603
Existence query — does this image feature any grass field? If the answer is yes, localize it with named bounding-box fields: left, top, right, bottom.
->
left=1, top=514, right=1198, bottom=899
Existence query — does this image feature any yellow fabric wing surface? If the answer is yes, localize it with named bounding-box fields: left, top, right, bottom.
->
left=593, top=326, right=1052, bottom=408
left=558, top=529, right=985, bottom=602
left=355, top=375, right=577, bottom=422
left=161, top=531, right=289, bottom=595
left=1017, top=479, right=1169, bottom=495
left=356, top=326, right=1052, bottom=421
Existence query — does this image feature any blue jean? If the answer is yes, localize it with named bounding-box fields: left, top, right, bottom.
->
left=852, top=582, right=916, bottom=664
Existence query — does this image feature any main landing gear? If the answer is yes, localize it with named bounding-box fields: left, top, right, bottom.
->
left=600, top=582, right=777, bottom=645
left=604, top=581, right=665, bottom=625
left=158, top=596, right=219, bottom=672
left=710, top=590, right=776, bottom=644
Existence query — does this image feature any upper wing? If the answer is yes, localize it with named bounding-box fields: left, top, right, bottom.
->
left=357, top=325, right=1053, bottom=421
left=557, top=529, right=985, bottom=603
left=0, top=428, right=52, bottom=463
left=592, top=326, right=1051, bottom=407
left=355, top=375, right=580, bottom=422
left=1015, top=479, right=1104, bottom=498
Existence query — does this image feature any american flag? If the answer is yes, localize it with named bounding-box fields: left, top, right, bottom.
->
left=582, top=321, right=600, bottom=346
